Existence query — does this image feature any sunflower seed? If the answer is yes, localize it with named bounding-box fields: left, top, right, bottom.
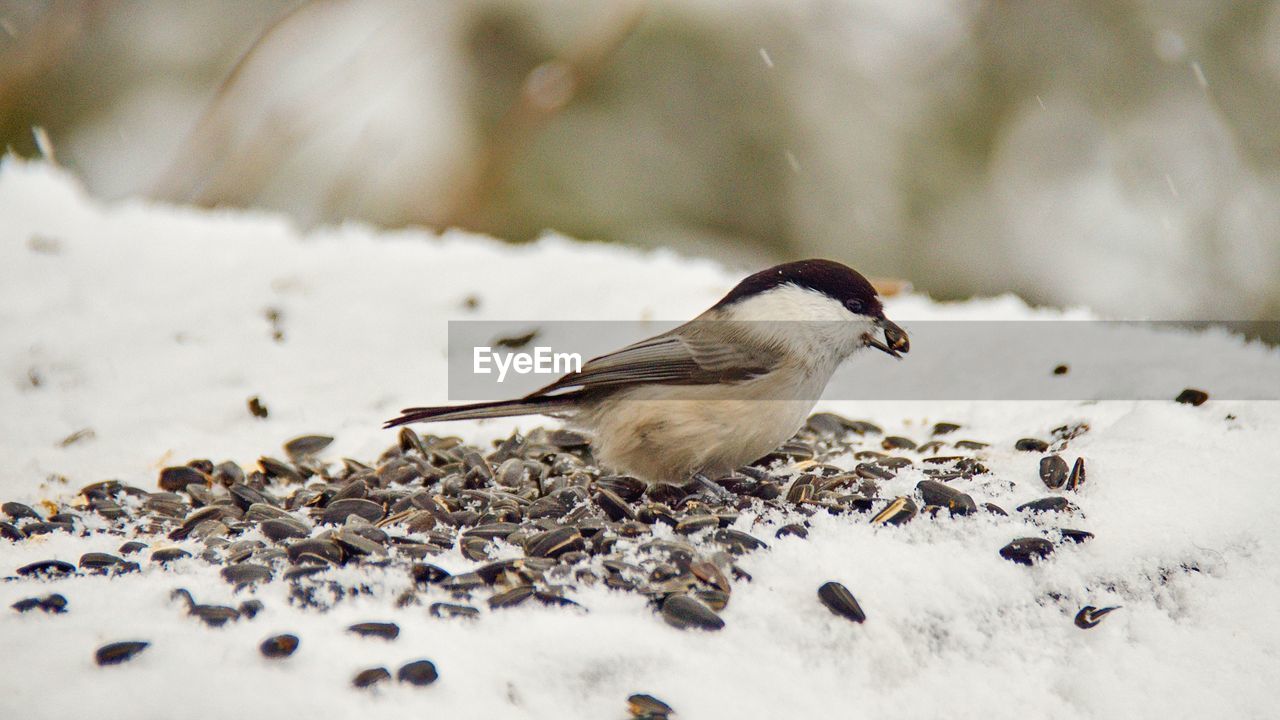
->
left=260, top=634, right=299, bottom=658
left=222, top=563, right=272, bottom=586
left=189, top=604, right=240, bottom=627
left=348, top=622, right=399, bottom=640
left=95, top=641, right=149, bottom=666
left=353, top=667, right=391, bottom=688
left=999, top=537, right=1055, bottom=565
left=397, top=659, right=439, bottom=686
left=158, top=466, right=208, bottom=492
left=1175, top=388, right=1208, bottom=406
left=284, top=435, right=333, bottom=459
left=817, top=581, right=866, bottom=623
left=1016, top=497, right=1075, bottom=514
left=3, top=502, right=41, bottom=521
left=17, top=559, right=76, bottom=577
left=1065, top=457, right=1086, bottom=492
left=429, top=602, right=480, bottom=619
left=915, top=480, right=976, bottom=516
left=660, top=594, right=724, bottom=631
left=628, top=693, right=674, bottom=718
left=882, top=436, right=916, bottom=450
left=1074, top=605, right=1120, bottom=629
left=1039, top=455, right=1069, bottom=490
left=871, top=496, right=917, bottom=526
left=525, top=527, right=584, bottom=559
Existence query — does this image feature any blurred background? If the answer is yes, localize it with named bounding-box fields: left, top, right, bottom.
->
left=2, top=0, right=1278, bottom=320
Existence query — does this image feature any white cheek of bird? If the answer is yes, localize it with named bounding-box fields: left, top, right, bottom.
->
left=473, top=346, right=583, bottom=382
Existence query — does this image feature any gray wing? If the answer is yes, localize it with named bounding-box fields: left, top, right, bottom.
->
left=526, top=323, right=782, bottom=398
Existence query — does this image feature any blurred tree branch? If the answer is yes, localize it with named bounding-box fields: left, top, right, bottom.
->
left=437, top=0, right=648, bottom=230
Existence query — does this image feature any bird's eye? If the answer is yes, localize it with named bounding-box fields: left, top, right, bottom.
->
left=845, top=300, right=864, bottom=314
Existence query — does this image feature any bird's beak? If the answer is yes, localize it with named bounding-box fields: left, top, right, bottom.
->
left=864, top=318, right=910, bottom=359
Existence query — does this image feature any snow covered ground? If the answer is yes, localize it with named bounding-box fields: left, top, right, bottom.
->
left=2, top=160, right=1278, bottom=719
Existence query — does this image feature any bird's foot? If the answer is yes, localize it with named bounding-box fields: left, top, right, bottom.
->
left=691, top=473, right=735, bottom=502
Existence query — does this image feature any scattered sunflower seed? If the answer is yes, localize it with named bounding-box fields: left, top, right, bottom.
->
left=817, top=581, right=866, bottom=623
left=1074, top=605, right=1121, bottom=629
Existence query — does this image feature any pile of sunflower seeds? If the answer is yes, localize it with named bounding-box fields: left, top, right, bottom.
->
left=5, top=411, right=1109, bottom=673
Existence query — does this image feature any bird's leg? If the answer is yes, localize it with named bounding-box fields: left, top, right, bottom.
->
left=691, top=472, right=735, bottom=502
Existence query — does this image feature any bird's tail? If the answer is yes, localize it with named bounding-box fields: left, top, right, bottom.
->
left=383, top=396, right=575, bottom=429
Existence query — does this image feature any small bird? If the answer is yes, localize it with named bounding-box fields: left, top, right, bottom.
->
left=386, top=259, right=908, bottom=495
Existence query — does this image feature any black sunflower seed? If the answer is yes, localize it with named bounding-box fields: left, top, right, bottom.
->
left=95, top=641, right=149, bottom=666
left=854, top=463, right=894, bottom=481
left=1058, top=529, right=1094, bottom=544
left=1015, top=438, right=1049, bottom=452
left=353, top=667, right=391, bottom=688
left=79, top=552, right=127, bottom=572
left=915, top=480, right=976, bottom=516
left=284, top=435, right=334, bottom=459
left=1175, top=388, right=1208, bottom=406
left=710, top=528, right=767, bottom=554
left=286, top=539, right=343, bottom=565
left=321, top=498, right=384, bottom=524
left=870, top=496, right=917, bottom=526
left=261, top=518, right=310, bottom=542
left=189, top=604, right=240, bottom=627
left=429, top=602, right=480, bottom=619
left=674, top=515, right=718, bottom=535
left=775, top=523, right=808, bottom=539
left=258, top=456, right=303, bottom=484
left=229, top=483, right=277, bottom=511
left=488, top=585, right=535, bottom=609
left=222, top=563, right=273, bottom=586
left=595, top=488, right=635, bottom=522
left=411, top=563, right=451, bottom=585
left=1039, top=455, right=1069, bottom=490
left=17, top=559, right=76, bottom=577
left=628, top=693, right=674, bottom=718
left=689, top=560, right=731, bottom=594
left=660, top=594, right=724, bottom=631
left=397, top=659, right=439, bottom=686
left=3, top=501, right=41, bottom=521
left=1016, top=497, right=1075, bottom=514
left=260, top=633, right=299, bottom=658
left=525, top=527, right=584, bottom=559
left=805, top=412, right=849, bottom=436
left=1074, top=605, right=1120, bottom=629
left=158, top=466, right=208, bottom=492
left=150, top=548, right=192, bottom=564
left=817, top=581, right=866, bottom=623
left=999, top=537, right=1055, bottom=565
left=348, top=622, right=399, bottom=640
left=1065, top=457, right=1086, bottom=492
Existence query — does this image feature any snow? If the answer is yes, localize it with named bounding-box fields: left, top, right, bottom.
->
left=2, top=160, right=1279, bottom=718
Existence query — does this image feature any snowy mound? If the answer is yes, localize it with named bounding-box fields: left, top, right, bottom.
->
left=1, top=161, right=1278, bottom=719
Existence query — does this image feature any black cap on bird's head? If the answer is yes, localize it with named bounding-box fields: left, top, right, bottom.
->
left=713, top=259, right=910, bottom=358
